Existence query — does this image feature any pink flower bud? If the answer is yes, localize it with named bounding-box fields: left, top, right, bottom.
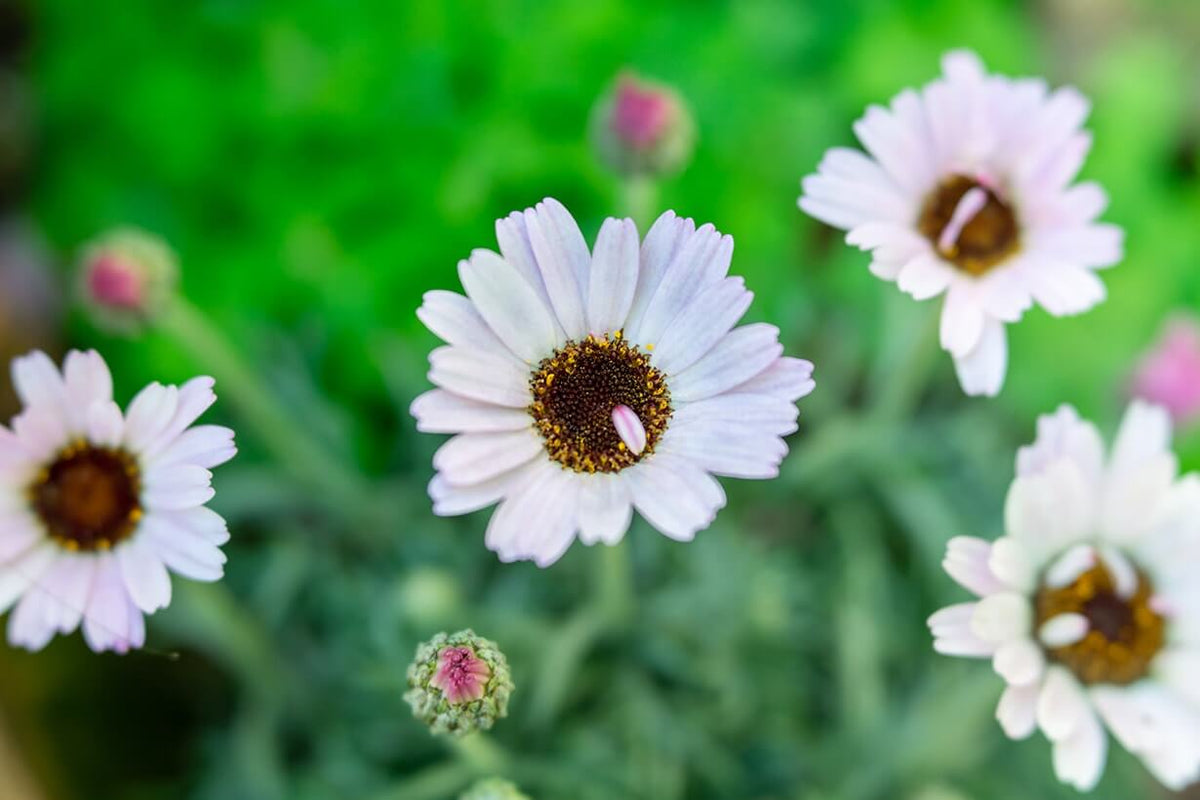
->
left=592, top=72, right=695, bottom=178
left=1132, top=316, right=1200, bottom=426
left=78, top=228, right=179, bottom=334
left=431, top=645, right=492, bottom=704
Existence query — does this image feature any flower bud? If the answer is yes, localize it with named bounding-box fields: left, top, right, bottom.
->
left=1132, top=315, right=1200, bottom=426
left=78, top=227, right=179, bottom=334
left=459, top=778, right=530, bottom=800
left=404, top=629, right=513, bottom=737
left=592, top=72, right=695, bottom=178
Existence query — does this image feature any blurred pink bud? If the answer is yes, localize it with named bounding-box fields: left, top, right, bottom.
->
left=79, top=227, right=179, bottom=334
left=592, top=72, right=695, bottom=177
left=1132, top=316, right=1200, bottom=426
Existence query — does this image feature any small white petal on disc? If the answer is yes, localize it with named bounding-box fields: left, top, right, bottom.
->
left=1044, top=543, right=1096, bottom=589
left=611, top=405, right=647, bottom=456
left=1039, top=613, right=1090, bottom=648
left=936, top=185, right=989, bottom=253
left=1097, top=545, right=1138, bottom=599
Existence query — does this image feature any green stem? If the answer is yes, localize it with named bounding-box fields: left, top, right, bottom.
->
left=621, top=176, right=659, bottom=230
left=157, top=298, right=373, bottom=512
left=867, top=297, right=941, bottom=422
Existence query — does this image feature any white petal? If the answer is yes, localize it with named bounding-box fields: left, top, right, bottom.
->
left=659, top=419, right=788, bottom=479
left=1005, top=460, right=1094, bottom=565
left=428, top=346, right=532, bottom=408
left=1109, top=400, right=1173, bottom=480
left=971, top=592, right=1032, bottom=643
left=997, top=682, right=1040, bottom=740
left=417, top=289, right=518, bottom=356
left=485, top=460, right=579, bottom=567
left=730, top=357, right=815, bottom=403
left=117, top=536, right=172, bottom=613
left=82, top=553, right=141, bottom=653
left=939, top=284, right=986, bottom=358
left=410, top=389, right=531, bottom=434
left=629, top=225, right=732, bottom=346
left=1038, top=613, right=1090, bottom=648
left=1092, top=684, right=1200, bottom=791
left=0, top=543, right=57, bottom=615
left=988, top=536, right=1036, bottom=593
left=578, top=473, right=632, bottom=547
left=1052, top=704, right=1107, bottom=792
left=433, top=430, right=543, bottom=487
left=62, top=350, right=113, bottom=428
left=522, top=199, right=590, bottom=339
left=11, top=350, right=66, bottom=412
left=86, top=400, right=125, bottom=448
left=626, top=454, right=725, bottom=542
left=1043, top=544, right=1097, bottom=589
left=623, top=211, right=696, bottom=340
left=428, top=464, right=532, bottom=517
left=671, top=324, right=784, bottom=403
left=942, top=536, right=1005, bottom=597
left=458, top=249, right=559, bottom=362
left=0, top=513, right=42, bottom=562
left=1016, top=404, right=1105, bottom=485
left=586, top=217, right=639, bottom=336
left=953, top=317, right=1007, bottom=397
left=147, top=425, right=237, bottom=470
left=123, top=383, right=179, bottom=454
left=896, top=253, right=955, bottom=301
left=610, top=405, right=647, bottom=456
left=651, top=278, right=753, bottom=376
left=139, top=376, right=218, bottom=459
left=1037, top=666, right=1090, bottom=741
left=141, top=514, right=227, bottom=582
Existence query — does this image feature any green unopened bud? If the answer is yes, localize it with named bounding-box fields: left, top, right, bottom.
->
left=78, top=227, right=179, bottom=335
left=459, top=778, right=530, bottom=800
left=591, top=72, right=695, bottom=178
left=404, top=629, right=513, bottom=737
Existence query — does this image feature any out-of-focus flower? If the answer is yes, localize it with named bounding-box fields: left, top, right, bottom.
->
left=411, top=199, right=815, bottom=566
left=1132, top=316, right=1200, bottom=426
left=0, top=350, right=236, bottom=652
left=592, top=73, right=695, bottom=178
left=78, top=228, right=179, bottom=334
left=405, top=630, right=512, bottom=737
left=800, top=49, right=1122, bottom=396
left=459, top=778, right=530, bottom=800
left=929, top=403, right=1200, bottom=791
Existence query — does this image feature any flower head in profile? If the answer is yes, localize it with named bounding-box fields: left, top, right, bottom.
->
left=800, top=50, right=1122, bottom=396
left=1132, top=315, right=1200, bottom=427
left=592, top=73, right=696, bottom=178
left=930, top=402, right=1200, bottom=791
left=79, top=228, right=179, bottom=335
left=405, top=629, right=513, bottom=737
left=0, top=350, right=236, bottom=652
left=412, top=198, right=815, bottom=566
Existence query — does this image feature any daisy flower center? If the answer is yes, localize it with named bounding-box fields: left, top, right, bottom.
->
left=529, top=331, right=671, bottom=474
left=917, top=174, right=1020, bottom=276
left=1034, top=556, right=1165, bottom=686
left=29, top=442, right=142, bottom=551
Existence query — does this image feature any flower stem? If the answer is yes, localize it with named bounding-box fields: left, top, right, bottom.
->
left=156, top=298, right=373, bottom=512
left=621, top=176, right=659, bottom=231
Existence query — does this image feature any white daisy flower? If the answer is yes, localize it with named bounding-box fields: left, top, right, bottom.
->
left=412, top=198, right=815, bottom=567
left=0, top=350, right=236, bottom=653
left=929, top=401, right=1200, bottom=791
left=800, top=49, right=1123, bottom=396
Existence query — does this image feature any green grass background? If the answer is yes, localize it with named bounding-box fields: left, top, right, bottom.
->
left=1, top=0, right=1199, bottom=798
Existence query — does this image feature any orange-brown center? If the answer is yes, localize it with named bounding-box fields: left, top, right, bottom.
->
left=917, top=174, right=1020, bottom=276
left=30, top=443, right=142, bottom=551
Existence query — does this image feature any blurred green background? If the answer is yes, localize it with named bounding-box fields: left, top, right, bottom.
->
left=1, top=0, right=1199, bottom=798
